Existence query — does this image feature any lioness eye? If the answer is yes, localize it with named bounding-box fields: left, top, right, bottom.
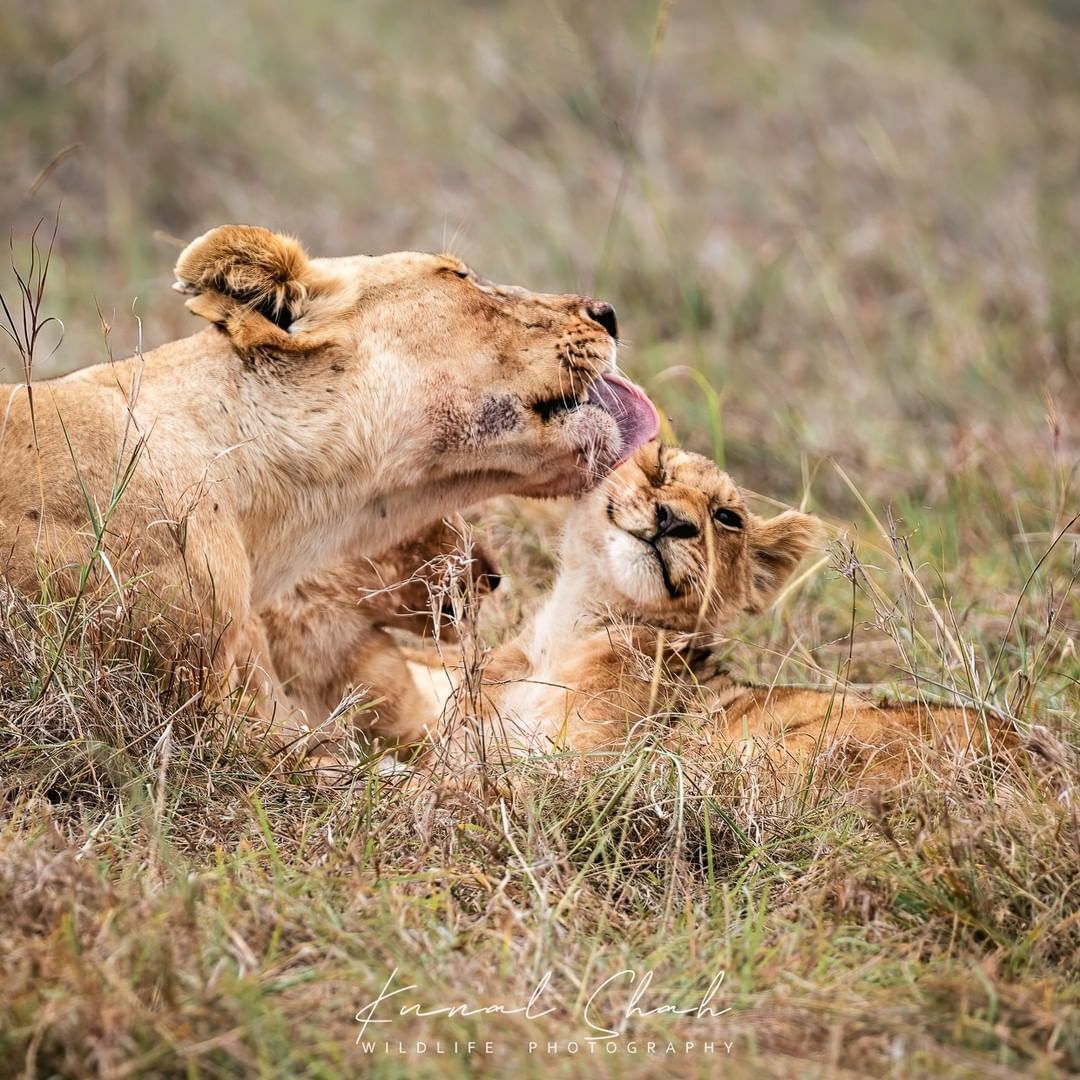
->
left=713, top=507, right=743, bottom=530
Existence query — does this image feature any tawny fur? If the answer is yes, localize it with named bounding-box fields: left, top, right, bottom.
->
left=405, top=443, right=1019, bottom=783
left=0, top=224, right=637, bottom=759
left=262, top=518, right=497, bottom=752
left=174, top=225, right=310, bottom=323
left=679, top=675, right=1015, bottom=782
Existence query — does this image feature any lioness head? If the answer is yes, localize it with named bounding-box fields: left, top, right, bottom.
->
left=562, top=441, right=820, bottom=631
left=174, top=225, right=658, bottom=499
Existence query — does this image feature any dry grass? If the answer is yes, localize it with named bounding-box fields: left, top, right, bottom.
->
left=2, top=0, right=1080, bottom=1075
left=0, top=592, right=1076, bottom=1077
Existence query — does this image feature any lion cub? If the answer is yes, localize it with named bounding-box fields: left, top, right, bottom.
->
left=419, top=440, right=816, bottom=757
left=417, top=442, right=1015, bottom=778
left=261, top=517, right=498, bottom=754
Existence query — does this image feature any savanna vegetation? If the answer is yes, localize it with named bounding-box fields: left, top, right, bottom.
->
left=1, top=1, right=1078, bottom=1075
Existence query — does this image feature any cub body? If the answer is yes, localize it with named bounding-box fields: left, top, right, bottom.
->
left=411, top=443, right=1017, bottom=781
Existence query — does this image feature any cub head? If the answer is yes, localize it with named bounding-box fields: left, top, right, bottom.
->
left=174, top=225, right=658, bottom=498
left=562, top=441, right=821, bottom=632
left=354, top=517, right=501, bottom=640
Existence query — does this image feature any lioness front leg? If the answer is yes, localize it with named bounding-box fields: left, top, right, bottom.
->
left=225, top=615, right=352, bottom=771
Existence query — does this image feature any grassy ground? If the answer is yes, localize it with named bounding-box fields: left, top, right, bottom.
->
left=2, top=0, right=1079, bottom=1075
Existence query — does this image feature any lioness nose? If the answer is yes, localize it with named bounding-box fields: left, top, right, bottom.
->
left=585, top=300, right=619, bottom=340
left=654, top=503, right=699, bottom=541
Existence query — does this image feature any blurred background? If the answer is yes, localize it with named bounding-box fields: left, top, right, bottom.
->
left=4, top=0, right=1080, bottom=701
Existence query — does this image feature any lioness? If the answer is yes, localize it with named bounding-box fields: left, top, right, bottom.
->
left=404, top=442, right=1018, bottom=782
left=0, top=225, right=658, bottom=746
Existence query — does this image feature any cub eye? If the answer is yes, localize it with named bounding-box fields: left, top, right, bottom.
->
left=713, top=507, right=743, bottom=531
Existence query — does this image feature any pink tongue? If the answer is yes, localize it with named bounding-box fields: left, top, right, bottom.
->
left=589, top=373, right=660, bottom=463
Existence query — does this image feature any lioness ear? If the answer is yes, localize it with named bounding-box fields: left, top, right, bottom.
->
left=745, top=510, right=821, bottom=614
left=173, top=225, right=313, bottom=340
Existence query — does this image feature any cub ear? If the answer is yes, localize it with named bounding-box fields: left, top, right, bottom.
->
left=173, top=225, right=313, bottom=341
left=745, top=510, right=821, bottom=614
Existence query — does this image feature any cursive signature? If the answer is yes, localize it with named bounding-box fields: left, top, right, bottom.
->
left=355, top=967, right=729, bottom=1043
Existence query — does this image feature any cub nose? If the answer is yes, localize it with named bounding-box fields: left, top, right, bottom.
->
left=478, top=569, right=501, bottom=592
left=468, top=544, right=502, bottom=594
left=654, top=503, right=699, bottom=541
left=585, top=300, right=619, bottom=340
